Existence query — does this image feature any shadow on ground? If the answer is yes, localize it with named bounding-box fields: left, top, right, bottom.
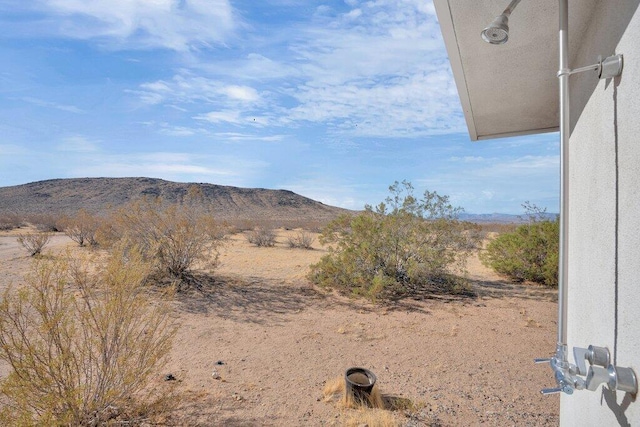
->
left=165, top=388, right=282, bottom=427
left=470, top=278, right=557, bottom=302
left=171, top=273, right=324, bottom=324
left=170, top=270, right=556, bottom=324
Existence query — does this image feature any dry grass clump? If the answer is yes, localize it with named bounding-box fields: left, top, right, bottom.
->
left=322, top=376, right=347, bottom=404
left=322, top=376, right=400, bottom=426
left=16, top=232, right=52, bottom=256
left=246, top=226, right=277, bottom=247
left=226, top=218, right=330, bottom=234
left=323, top=376, right=384, bottom=409
left=287, top=230, right=315, bottom=249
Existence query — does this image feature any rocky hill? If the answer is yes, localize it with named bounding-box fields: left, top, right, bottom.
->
left=0, top=178, right=351, bottom=223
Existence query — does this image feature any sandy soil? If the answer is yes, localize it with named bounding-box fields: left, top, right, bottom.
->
left=0, top=229, right=560, bottom=426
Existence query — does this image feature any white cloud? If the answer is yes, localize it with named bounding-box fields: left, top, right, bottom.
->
left=37, top=0, right=237, bottom=51
left=194, top=110, right=242, bottom=125
left=0, top=144, right=28, bottom=156
left=217, top=53, right=300, bottom=81
left=129, top=1, right=463, bottom=137
left=472, top=155, right=559, bottom=178
left=449, top=156, right=487, bottom=163
left=158, top=126, right=197, bottom=136
left=481, top=190, right=495, bottom=199
left=134, top=91, right=165, bottom=105
left=56, top=135, right=100, bottom=152
left=221, top=85, right=259, bottom=102
left=417, top=154, right=560, bottom=213
left=140, top=121, right=209, bottom=136
left=284, top=180, right=364, bottom=210
left=344, top=8, right=362, bottom=19
left=276, top=1, right=463, bottom=137
left=134, top=73, right=262, bottom=107
left=213, top=132, right=285, bottom=142
left=66, top=151, right=270, bottom=186
left=142, top=81, right=172, bottom=93
left=287, top=69, right=463, bottom=137
left=21, top=97, right=84, bottom=113
left=193, top=110, right=273, bottom=127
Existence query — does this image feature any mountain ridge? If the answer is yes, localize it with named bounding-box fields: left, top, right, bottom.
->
left=0, top=177, right=351, bottom=222
left=0, top=178, right=557, bottom=224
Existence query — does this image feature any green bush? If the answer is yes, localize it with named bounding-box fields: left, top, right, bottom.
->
left=480, top=209, right=559, bottom=287
left=308, top=181, right=481, bottom=300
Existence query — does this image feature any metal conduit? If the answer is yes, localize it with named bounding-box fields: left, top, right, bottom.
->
left=557, top=0, right=569, bottom=354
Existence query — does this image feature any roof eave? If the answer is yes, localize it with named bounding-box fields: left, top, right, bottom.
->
left=434, top=0, right=479, bottom=140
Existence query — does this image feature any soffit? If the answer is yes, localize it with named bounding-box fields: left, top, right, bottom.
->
left=434, top=0, right=597, bottom=140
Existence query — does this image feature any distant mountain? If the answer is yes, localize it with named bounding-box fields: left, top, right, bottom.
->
left=0, top=178, right=351, bottom=223
left=459, top=212, right=559, bottom=223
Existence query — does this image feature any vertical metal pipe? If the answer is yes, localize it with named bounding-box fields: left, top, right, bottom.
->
left=557, top=0, right=569, bottom=349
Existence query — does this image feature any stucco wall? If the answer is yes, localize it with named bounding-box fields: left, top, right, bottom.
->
left=562, top=1, right=640, bottom=425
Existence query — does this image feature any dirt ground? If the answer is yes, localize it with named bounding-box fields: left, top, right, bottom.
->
left=0, top=228, right=560, bottom=426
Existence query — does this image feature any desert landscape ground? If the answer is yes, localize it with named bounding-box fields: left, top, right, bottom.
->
left=0, top=225, right=559, bottom=426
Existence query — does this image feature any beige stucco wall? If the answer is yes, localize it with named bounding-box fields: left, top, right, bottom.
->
left=563, top=0, right=640, bottom=425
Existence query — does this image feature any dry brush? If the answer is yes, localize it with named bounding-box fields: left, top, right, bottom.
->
left=0, top=247, right=175, bottom=425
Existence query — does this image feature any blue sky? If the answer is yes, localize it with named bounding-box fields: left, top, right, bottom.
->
left=0, top=0, right=559, bottom=214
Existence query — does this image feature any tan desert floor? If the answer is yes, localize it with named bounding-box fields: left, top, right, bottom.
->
left=0, top=229, right=559, bottom=426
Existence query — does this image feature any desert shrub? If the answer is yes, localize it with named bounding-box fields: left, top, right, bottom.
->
left=246, top=226, right=277, bottom=247
left=0, top=247, right=175, bottom=425
left=287, top=230, right=315, bottom=249
left=0, top=214, right=23, bottom=231
left=480, top=209, right=559, bottom=287
left=99, top=198, right=224, bottom=286
left=16, top=232, right=52, bottom=256
left=60, top=209, right=99, bottom=247
left=308, top=181, right=481, bottom=300
left=25, top=213, right=63, bottom=232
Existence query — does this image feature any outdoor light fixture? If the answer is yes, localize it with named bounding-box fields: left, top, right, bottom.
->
left=481, top=0, right=521, bottom=44
left=482, top=0, right=635, bottom=396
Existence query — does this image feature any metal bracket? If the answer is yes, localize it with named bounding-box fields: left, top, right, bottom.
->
left=557, top=54, right=623, bottom=79
left=599, top=54, right=624, bottom=79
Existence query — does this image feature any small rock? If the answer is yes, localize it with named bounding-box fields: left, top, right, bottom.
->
left=212, top=369, right=221, bottom=380
left=216, top=360, right=225, bottom=365
left=164, top=373, right=176, bottom=381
